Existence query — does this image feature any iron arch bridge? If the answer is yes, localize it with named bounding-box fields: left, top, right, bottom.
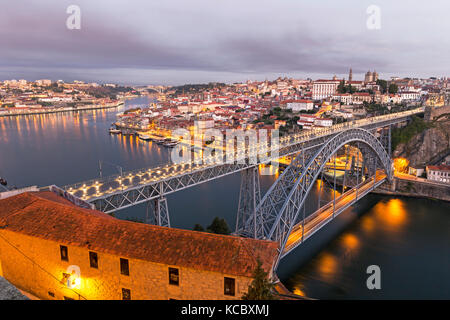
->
left=54, top=108, right=424, bottom=266
left=234, top=128, right=392, bottom=269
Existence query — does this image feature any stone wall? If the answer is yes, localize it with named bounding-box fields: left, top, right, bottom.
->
left=0, top=230, right=253, bottom=300
left=0, top=277, right=28, bottom=300
left=376, top=178, right=450, bottom=202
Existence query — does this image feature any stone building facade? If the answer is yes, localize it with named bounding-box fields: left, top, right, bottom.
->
left=0, top=192, right=278, bottom=300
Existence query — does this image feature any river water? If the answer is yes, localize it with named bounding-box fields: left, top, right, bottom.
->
left=0, top=97, right=448, bottom=299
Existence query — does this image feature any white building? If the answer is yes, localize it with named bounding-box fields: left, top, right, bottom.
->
left=399, top=91, right=421, bottom=101
left=312, top=80, right=340, bottom=100
left=426, top=165, right=450, bottom=184
left=285, top=100, right=314, bottom=112
left=314, top=118, right=333, bottom=127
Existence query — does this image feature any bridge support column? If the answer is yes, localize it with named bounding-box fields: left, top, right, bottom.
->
left=235, top=166, right=261, bottom=238
left=146, top=197, right=171, bottom=227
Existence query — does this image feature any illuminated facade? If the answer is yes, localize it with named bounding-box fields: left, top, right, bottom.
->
left=0, top=191, right=278, bottom=300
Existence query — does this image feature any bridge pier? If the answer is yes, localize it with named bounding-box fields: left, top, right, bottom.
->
left=146, top=197, right=171, bottom=227
left=235, top=166, right=262, bottom=238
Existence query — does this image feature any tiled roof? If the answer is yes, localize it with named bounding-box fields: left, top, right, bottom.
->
left=0, top=192, right=278, bottom=278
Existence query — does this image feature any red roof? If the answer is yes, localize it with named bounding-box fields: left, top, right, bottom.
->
left=0, top=192, right=278, bottom=277
left=427, top=165, right=450, bottom=172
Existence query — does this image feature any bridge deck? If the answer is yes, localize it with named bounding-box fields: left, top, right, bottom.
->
left=282, top=172, right=387, bottom=257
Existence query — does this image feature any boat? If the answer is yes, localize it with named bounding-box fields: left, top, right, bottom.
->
left=121, top=129, right=134, bottom=136
left=109, top=126, right=121, bottom=134
left=155, top=138, right=166, bottom=145
left=138, top=134, right=152, bottom=141
left=163, top=140, right=179, bottom=148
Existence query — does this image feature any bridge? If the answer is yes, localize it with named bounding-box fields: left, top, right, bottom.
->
left=61, top=107, right=423, bottom=268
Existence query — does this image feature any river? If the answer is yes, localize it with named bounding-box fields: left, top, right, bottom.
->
left=0, top=97, right=448, bottom=299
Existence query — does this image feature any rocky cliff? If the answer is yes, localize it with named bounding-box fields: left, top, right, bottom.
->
left=393, top=106, right=450, bottom=167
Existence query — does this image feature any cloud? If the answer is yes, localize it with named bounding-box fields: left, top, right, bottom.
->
left=0, top=0, right=449, bottom=84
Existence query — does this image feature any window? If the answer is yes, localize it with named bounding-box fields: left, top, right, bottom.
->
left=122, top=288, right=131, bottom=300
left=60, top=245, right=68, bottom=262
left=48, top=291, right=55, bottom=298
left=224, top=277, right=235, bottom=296
left=89, top=251, right=98, bottom=269
left=168, top=267, right=179, bottom=286
left=120, top=258, right=129, bottom=276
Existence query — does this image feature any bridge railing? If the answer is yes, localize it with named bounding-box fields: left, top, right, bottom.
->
left=64, top=107, right=424, bottom=196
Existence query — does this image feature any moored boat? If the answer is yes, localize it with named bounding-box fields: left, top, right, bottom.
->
left=109, top=126, right=121, bottom=134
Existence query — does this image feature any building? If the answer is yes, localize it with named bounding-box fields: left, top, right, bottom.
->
left=0, top=191, right=278, bottom=300
left=297, top=114, right=333, bottom=129
left=399, top=91, right=421, bottom=101
left=426, top=165, right=450, bottom=184
left=364, top=71, right=379, bottom=83
left=352, top=92, right=373, bottom=104
left=312, top=80, right=341, bottom=100
left=281, top=99, right=314, bottom=112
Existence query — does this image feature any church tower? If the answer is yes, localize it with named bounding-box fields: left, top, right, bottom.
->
left=349, top=68, right=353, bottom=82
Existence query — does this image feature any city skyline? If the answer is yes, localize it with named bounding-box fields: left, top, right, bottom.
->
left=1, top=0, right=449, bottom=85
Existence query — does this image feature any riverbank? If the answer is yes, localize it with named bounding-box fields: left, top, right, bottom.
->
left=0, top=101, right=124, bottom=118
left=374, top=177, right=450, bottom=202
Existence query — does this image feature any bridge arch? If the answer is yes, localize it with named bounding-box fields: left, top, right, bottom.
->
left=248, top=128, right=392, bottom=263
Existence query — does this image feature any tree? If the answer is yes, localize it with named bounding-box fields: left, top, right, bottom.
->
left=206, top=217, right=231, bottom=235
left=242, top=259, right=276, bottom=300
left=376, top=79, right=388, bottom=93
left=337, top=80, right=347, bottom=94
left=389, top=83, right=399, bottom=94
left=347, top=85, right=356, bottom=94
left=193, top=224, right=205, bottom=232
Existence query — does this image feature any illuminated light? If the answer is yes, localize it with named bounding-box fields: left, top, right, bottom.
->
left=372, top=198, right=408, bottom=229
left=361, top=215, right=375, bottom=233
left=341, top=233, right=359, bottom=251
left=318, top=253, right=337, bottom=280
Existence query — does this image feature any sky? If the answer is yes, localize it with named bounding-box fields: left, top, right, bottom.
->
left=1, top=0, right=449, bottom=85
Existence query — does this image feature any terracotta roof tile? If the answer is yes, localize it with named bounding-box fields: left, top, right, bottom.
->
left=0, top=192, right=278, bottom=277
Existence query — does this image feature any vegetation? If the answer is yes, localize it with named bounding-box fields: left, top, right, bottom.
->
left=337, top=80, right=356, bottom=94
left=192, top=224, right=205, bottom=232
left=124, top=107, right=141, bottom=114
left=376, top=79, right=388, bottom=93
left=389, top=83, right=399, bottom=94
left=192, top=217, right=231, bottom=235
left=391, top=115, right=433, bottom=152
left=242, top=259, right=276, bottom=300
left=168, top=82, right=226, bottom=95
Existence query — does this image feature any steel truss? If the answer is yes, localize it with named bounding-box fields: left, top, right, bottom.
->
left=146, top=196, right=170, bottom=227
left=61, top=109, right=419, bottom=227
left=235, top=166, right=262, bottom=238
left=243, top=128, right=392, bottom=267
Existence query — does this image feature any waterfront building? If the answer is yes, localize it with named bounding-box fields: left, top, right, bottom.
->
left=0, top=191, right=278, bottom=300
left=426, top=165, right=450, bottom=184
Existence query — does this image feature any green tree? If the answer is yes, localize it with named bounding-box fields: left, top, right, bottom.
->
left=376, top=79, right=388, bottom=93
left=193, top=224, right=205, bottom=232
left=389, top=83, right=399, bottom=94
left=206, top=217, right=231, bottom=235
left=242, top=259, right=276, bottom=300
left=337, top=80, right=347, bottom=93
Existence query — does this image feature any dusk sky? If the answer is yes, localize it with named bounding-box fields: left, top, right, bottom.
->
left=1, top=0, right=449, bottom=85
